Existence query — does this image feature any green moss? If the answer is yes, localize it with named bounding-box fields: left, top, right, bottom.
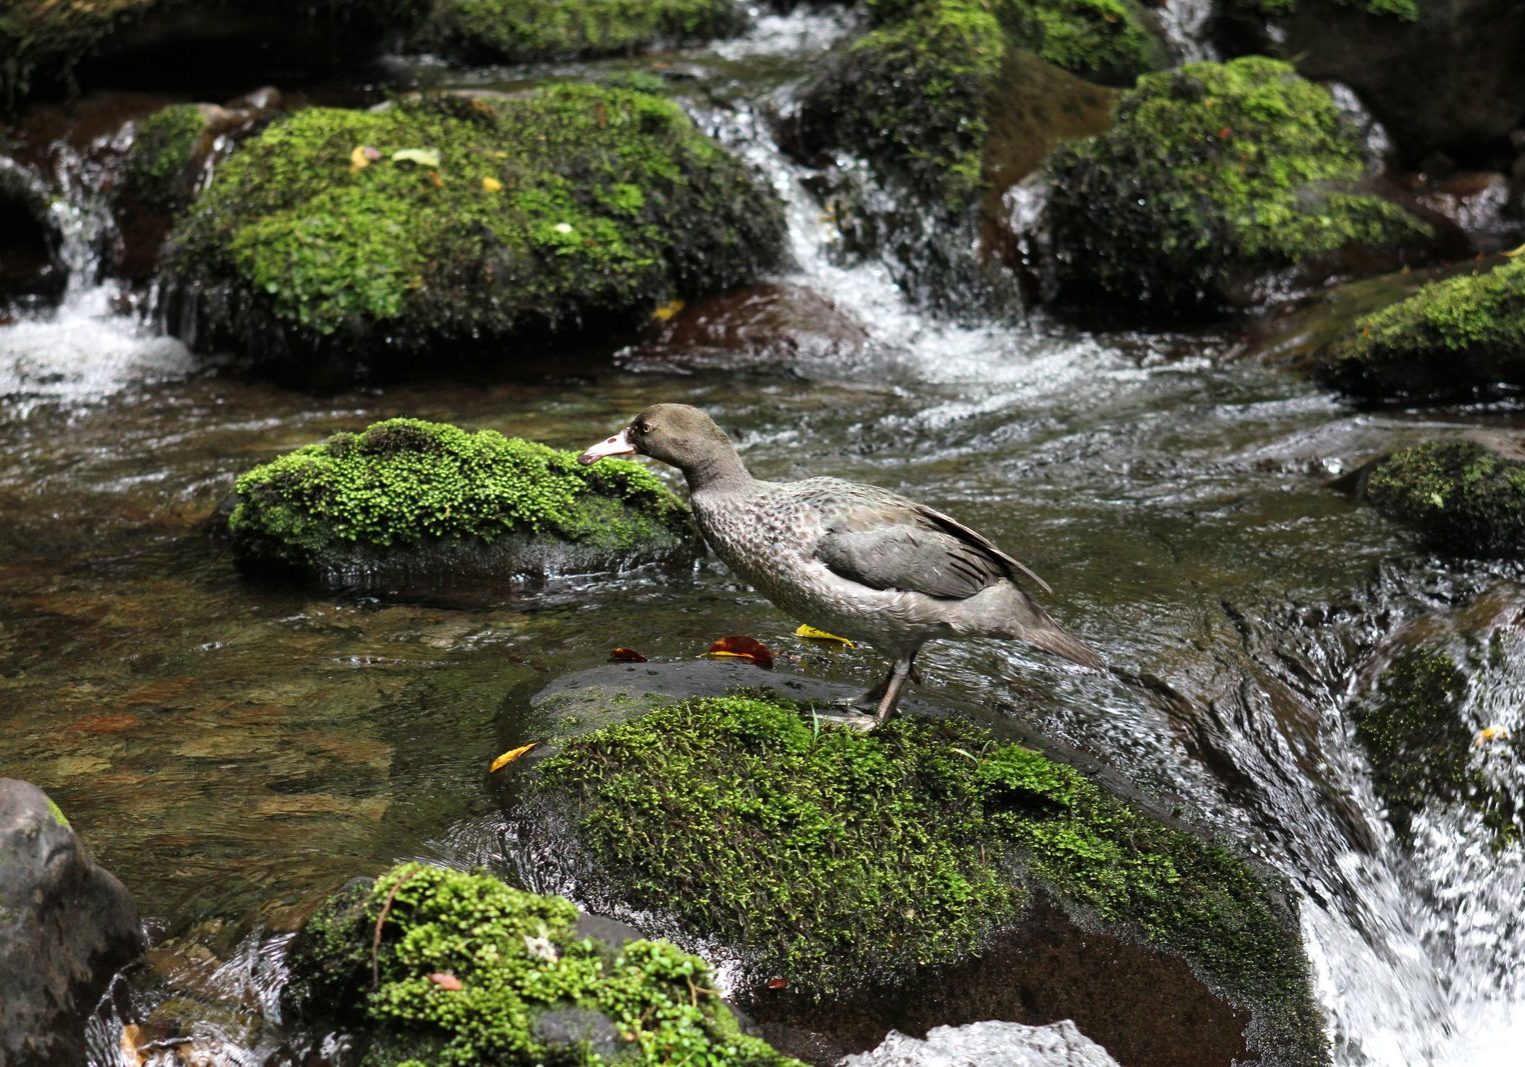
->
left=121, top=104, right=207, bottom=211
left=1039, top=56, right=1427, bottom=313
left=43, top=793, right=71, bottom=829
left=1005, top=0, right=1166, bottom=86
left=285, top=863, right=800, bottom=1066
left=416, top=0, right=747, bottom=63
left=1234, top=0, right=1421, bottom=20
left=228, top=417, right=691, bottom=569
left=1351, top=648, right=1521, bottom=842
left=164, top=86, right=784, bottom=371
left=533, top=696, right=1324, bottom=1059
left=1363, top=438, right=1525, bottom=558
left=1319, top=260, right=1525, bottom=403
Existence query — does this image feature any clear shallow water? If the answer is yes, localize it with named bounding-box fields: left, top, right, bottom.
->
left=1, top=9, right=1523, bottom=1065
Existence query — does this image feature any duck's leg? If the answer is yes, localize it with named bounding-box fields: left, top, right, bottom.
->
left=873, top=652, right=917, bottom=725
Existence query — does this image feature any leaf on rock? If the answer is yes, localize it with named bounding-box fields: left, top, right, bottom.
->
left=489, top=742, right=538, bottom=772
left=765, top=977, right=788, bottom=990
left=706, top=635, right=774, bottom=669
left=1503, top=242, right=1525, bottom=258
left=650, top=299, right=685, bottom=322
left=794, top=624, right=855, bottom=648
left=1473, top=725, right=1512, bottom=747
left=610, top=647, right=648, bottom=663
left=392, top=148, right=442, bottom=168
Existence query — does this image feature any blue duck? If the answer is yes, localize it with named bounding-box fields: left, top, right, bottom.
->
left=579, top=403, right=1102, bottom=723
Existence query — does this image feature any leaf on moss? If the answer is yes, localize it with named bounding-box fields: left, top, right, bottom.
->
left=349, top=145, right=380, bottom=173
left=428, top=972, right=463, bottom=990
left=706, top=635, right=773, bottom=669
left=794, top=624, right=855, bottom=648
left=489, top=742, right=538, bottom=772
left=392, top=148, right=441, bottom=168
left=481, top=176, right=503, bottom=192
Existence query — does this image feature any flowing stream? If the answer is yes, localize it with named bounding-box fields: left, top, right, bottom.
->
left=1, top=8, right=1522, bottom=1065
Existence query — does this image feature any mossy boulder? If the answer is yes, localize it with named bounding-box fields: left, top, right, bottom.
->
left=1317, top=259, right=1525, bottom=403
left=516, top=675, right=1327, bottom=1066
left=119, top=104, right=213, bottom=213
left=226, top=418, right=699, bottom=590
left=1005, top=0, right=1168, bottom=87
left=1213, top=1, right=1525, bottom=164
left=1036, top=56, right=1429, bottom=317
left=161, top=86, right=785, bottom=382
left=1351, top=644, right=1523, bottom=843
left=283, top=863, right=800, bottom=1066
left=412, top=0, right=749, bottom=64
left=1360, top=438, right=1525, bottom=558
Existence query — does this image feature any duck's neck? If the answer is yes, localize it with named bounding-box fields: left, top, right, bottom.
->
left=682, top=444, right=753, bottom=494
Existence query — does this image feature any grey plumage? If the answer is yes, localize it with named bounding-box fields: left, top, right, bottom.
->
left=579, top=403, right=1102, bottom=723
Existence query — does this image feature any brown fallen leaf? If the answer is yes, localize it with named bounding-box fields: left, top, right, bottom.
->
left=707, top=635, right=774, bottom=669
left=429, top=972, right=463, bottom=991
left=489, top=743, right=538, bottom=772
left=766, top=977, right=788, bottom=990
left=610, top=647, right=648, bottom=663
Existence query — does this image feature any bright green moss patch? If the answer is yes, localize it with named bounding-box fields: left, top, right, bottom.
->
left=1039, top=56, right=1427, bottom=314
left=533, top=696, right=1324, bottom=1058
left=164, top=86, right=784, bottom=375
left=284, top=864, right=800, bottom=1066
left=1006, top=0, right=1166, bottom=86
left=415, top=0, right=747, bottom=63
left=228, top=418, right=693, bottom=575
left=1319, top=260, right=1525, bottom=403
left=120, top=104, right=207, bottom=211
left=1363, top=438, right=1525, bottom=558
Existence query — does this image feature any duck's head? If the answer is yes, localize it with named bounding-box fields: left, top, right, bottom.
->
left=578, top=403, right=735, bottom=475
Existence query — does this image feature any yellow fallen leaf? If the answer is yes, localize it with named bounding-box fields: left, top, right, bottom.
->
left=482, top=176, right=503, bottom=192
left=349, top=145, right=376, bottom=174
left=489, top=742, right=538, bottom=772
left=392, top=147, right=441, bottom=168
left=795, top=624, right=856, bottom=648
left=651, top=299, right=685, bottom=322
left=1474, top=725, right=1512, bottom=747
left=1504, top=242, right=1525, bottom=258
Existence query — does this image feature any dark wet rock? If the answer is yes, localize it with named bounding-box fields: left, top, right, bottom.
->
left=1316, top=257, right=1525, bottom=404
left=1035, top=56, right=1430, bottom=320
left=1358, top=436, right=1525, bottom=559
left=160, top=86, right=785, bottom=384
left=225, top=417, right=701, bottom=591
left=1212, top=0, right=1525, bottom=165
left=513, top=662, right=1329, bottom=1067
left=282, top=862, right=801, bottom=1065
left=1, top=778, right=144, bottom=1067
left=840, top=1018, right=1122, bottom=1067
left=622, top=282, right=872, bottom=376
left=410, top=0, right=750, bottom=64
left=0, top=0, right=430, bottom=107
left=0, top=158, right=65, bottom=306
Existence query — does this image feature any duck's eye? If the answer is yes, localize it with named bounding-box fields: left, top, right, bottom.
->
left=634, top=422, right=652, bottom=435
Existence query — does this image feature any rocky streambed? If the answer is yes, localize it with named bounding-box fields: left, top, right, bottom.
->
left=2, top=2, right=1525, bottom=1066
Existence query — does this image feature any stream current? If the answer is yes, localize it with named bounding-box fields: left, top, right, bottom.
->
left=1, top=7, right=1522, bottom=1065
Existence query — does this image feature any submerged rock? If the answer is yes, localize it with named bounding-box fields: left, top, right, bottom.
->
left=1036, top=56, right=1429, bottom=318
left=513, top=662, right=1329, bottom=1067
left=1212, top=0, right=1525, bottom=164
left=283, top=863, right=801, bottom=1065
left=1359, top=437, right=1525, bottom=558
left=412, top=0, right=749, bottom=64
left=161, top=86, right=785, bottom=383
left=226, top=417, right=700, bottom=590
left=1, top=778, right=144, bottom=1067
left=1316, top=258, right=1525, bottom=403
left=842, top=1019, right=1122, bottom=1067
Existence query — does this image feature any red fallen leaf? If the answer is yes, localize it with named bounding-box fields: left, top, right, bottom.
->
left=706, top=635, right=774, bottom=670
left=610, top=647, right=648, bottom=663
left=1217, top=126, right=1232, bottom=140
left=766, top=977, right=788, bottom=990
left=429, top=972, right=463, bottom=991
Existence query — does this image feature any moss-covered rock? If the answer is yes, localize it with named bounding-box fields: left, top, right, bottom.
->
left=1352, top=645, right=1523, bottom=843
left=413, top=0, right=748, bottom=64
left=1005, top=0, right=1167, bottom=87
left=526, top=692, right=1326, bottom=1064
left=161, top=86, right=784, bottom=381
left=120, top=104, right=211, bottom=212
left=1036, top=56, right=1429, bottom=317
left=283, top=863, right=800, bottom=1066
left=227, top=418, right=699, bottom=589
left=1317, top=259, right=1525, bottom=403
left=1360, top=438, right=1525, bottom=558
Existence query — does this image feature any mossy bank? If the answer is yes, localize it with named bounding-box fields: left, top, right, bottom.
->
left=1318, top=259, right=1525, bottom=404
left=524, top=693, right=1328, bottom=1065
left=162, top=86, right=785, bottom=382
left=1036, top=56, right=1428, bottom=317
left=1360, top=438, right=1525, bottom=559
left=283, top=863, right=800, bottom=1066
left=227, top=418, right=698, bottom=590
left=412, top=0, right=748, bottom=65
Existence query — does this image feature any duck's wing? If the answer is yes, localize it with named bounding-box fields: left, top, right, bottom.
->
left=813, top=494, right=1051, bottom=601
